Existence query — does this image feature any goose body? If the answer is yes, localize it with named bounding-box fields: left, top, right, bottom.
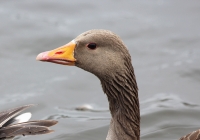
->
left=0, top=105, right=57, bottom=140
left=37, top=29, right=200, bottom=140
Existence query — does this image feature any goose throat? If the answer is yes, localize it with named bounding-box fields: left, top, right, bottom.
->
left=100, top=63, right=140, bottom=140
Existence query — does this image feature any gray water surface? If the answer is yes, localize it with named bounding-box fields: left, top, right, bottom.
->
left=0, top=1, right=200, bottom=140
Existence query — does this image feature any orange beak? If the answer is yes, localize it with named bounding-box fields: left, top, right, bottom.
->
left=36, top=40, right=76, bottom=66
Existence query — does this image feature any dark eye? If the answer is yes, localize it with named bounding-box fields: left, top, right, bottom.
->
left=87, top=43, right=97, bottom=50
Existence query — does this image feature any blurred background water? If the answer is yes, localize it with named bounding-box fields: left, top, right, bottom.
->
left=0, top=0, right=200, bottom=140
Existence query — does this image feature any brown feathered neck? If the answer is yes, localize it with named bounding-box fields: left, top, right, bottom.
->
left=100, top=55, right=140, bottom=140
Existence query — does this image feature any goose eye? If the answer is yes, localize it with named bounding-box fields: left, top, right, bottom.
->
left=87, top=43, right=97, bottom=50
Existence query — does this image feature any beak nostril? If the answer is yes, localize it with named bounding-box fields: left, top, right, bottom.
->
left=55, top=51, right=64, bottom=55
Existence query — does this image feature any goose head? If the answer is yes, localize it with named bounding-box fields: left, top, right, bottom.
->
left=36, top=29, right=131, bottom=80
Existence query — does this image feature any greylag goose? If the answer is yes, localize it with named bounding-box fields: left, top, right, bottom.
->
left=36, top=29, right=199, bottom=140
left=0, top=104, right=57, bottom=139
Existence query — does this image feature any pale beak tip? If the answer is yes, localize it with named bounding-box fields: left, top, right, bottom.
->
left=36, top=53, right=43, bottom=61
left=36, top=51, right=49, bottom=61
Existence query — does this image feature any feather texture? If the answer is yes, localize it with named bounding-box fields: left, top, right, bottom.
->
left=180, top=130, right=200, bottom=140
left=0, top=105, right=57, bottom=139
